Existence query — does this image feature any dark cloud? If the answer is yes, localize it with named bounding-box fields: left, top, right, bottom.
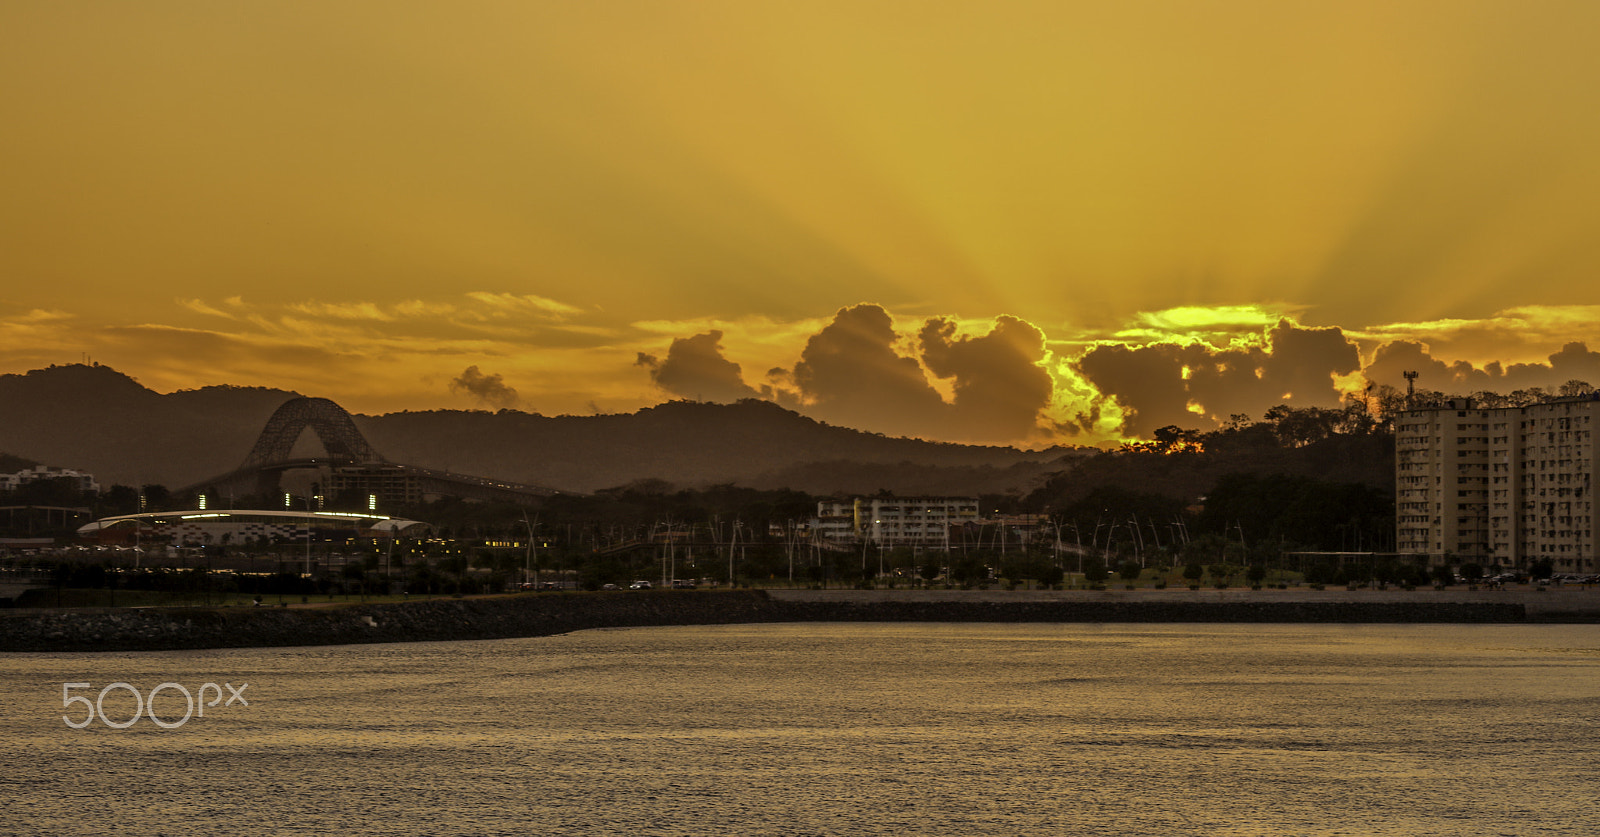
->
left=1075, top=320, right=1361, bottom=438
left=788, top=304, right=948, bottom=437
left=1361, top=340, right=1461, bottom=393
left=635, top=330, right=760, bottom=403
left=449, top=365, right=519, bottom=409
left=1259, top=321, right=1361, bottom=401
left=1364, top=339, right=1600, bottom=396
left=761, top=366, right=803, bottom=410
left=1072, top=343, right=1196, bottom=438
left=766, top=305, right=1060, bottom=442
left=919, top=315, right=1053, bottom=442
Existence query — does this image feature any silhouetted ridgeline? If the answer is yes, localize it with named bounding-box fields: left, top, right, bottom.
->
left=0, top=364, right=1074, bottom=494
left=0, top=364, right=298, bottom=487
left=0, top=591, right=1555, bottom=653
left=358, top=400, right=1074, bottom=494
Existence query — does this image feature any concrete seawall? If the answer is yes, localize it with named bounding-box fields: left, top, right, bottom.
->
left=766, top=587, right=1600, bottom=620
left=2, top=588, right=1595, bottom=653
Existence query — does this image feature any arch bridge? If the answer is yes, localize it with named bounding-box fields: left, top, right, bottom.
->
left=183, top=397, right=561, bottom=506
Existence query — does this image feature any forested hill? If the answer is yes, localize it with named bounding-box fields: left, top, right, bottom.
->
left=0, top=364, right=298, bottom=488
left=0, top=364, right=1081, bottom=495
left=0, top=452, right=42, bottom=474
left=1026, top=423, right=1394, bottom=510
left=357, top=400, right=1077, bottom=495
left=2, top=363, right=1391, bottom=502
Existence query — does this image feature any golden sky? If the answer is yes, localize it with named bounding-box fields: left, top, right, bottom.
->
left=5, top=2, right=1600, bottom=445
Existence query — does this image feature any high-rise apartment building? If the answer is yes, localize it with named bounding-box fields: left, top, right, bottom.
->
left=1396, top=396, right=1598, bottom=572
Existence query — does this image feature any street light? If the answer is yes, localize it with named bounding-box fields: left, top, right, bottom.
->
left=521, top=510, right=539, bottom=589
left=304, top=497, right=313, bottom=579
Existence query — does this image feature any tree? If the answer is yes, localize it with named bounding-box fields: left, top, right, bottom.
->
left=1199, top=474, right=1393, bottom=553
left=436, top=554, right=470, bottom=593
left=1507, top=388, right=1549, bottom=407
left=1182, top=562, right=1204, bottom=587
left=1151, top=425, right=1201, bottom=452
left=1559, top=380, right=1595, bottom=398
left=1263, top=405, right=1341, bottom=447
left=1082, top=556, right=1109, bottom=585
left=140, top=484, right=173, bottom=512
left=1246, top=564, right=1267, bottom=586
left=15, top=476, right=85, bottom=508
left=98, top=484, right=141, bottom=517
left=1116, top=560, right=1141, bottom=583
left=1370, top=384, right=1407, bottom=424
left=949, top=554, right=988, bottom=587
left=341, top=562, right=366, bottom=596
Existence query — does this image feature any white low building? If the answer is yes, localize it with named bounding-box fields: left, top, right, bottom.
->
left=76, top=509, right=429, bottom=547
left=815, top=497, right=980, bottom=547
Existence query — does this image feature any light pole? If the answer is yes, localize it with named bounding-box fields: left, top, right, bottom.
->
left=521, top=510, right=539, bottom=589
left=301, top=495, right=313, bottom=579
left=385, top=527, right=395, bottom=595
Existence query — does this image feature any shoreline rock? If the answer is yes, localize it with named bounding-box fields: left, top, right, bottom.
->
left=1, top=589, right=1576, bottom=653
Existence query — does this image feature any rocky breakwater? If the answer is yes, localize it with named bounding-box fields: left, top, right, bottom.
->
left=0, top=590, right=781, bottom=653
left=0, top=589, right=1552, bottom=653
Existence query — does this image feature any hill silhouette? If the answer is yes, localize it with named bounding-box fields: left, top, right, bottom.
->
left=0, top=364, right=1080, bottom=495
left=358, top=399, right=1077, bottom=494
left=0, top=452, right=42, bottom=474
left=2, top=364, right=1394, bottom=503
left=0, top=365, right=298, bottom=488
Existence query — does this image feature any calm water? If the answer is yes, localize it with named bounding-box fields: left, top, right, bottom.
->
left=3, top=623, right=1599, bottom=836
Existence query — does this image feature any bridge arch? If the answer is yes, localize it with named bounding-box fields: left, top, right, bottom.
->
left=241, top=397, right=384, bottom=468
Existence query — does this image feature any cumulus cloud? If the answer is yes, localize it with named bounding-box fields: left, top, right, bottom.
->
left=919, top=315, right=1053, bottom=441
left=1364, top=339, right=1600, bottom=396
left=635, top=330, right=760, bottom=403
left=713, top=304, right=1062, bottom=443
left=1074, top=320, right=1361, bottom=438
left=786, top=304, right=947, bottom=437
left=449, top=365, right=520, bottom=409
left=1070, top=344, right=1196, bottom=438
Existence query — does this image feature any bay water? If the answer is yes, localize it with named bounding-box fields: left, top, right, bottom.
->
left=3, top=623, right=1598, bottom=836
